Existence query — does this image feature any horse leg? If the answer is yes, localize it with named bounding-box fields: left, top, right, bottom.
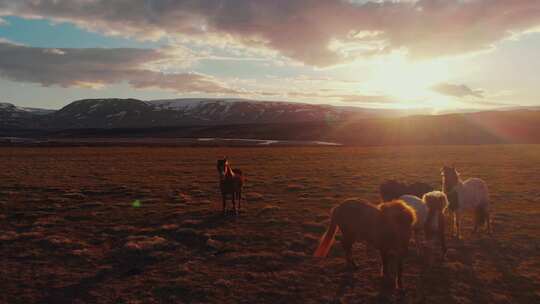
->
left=439, top=214, right=447, bottom=258
left=414, top=229, right=422, bottom=256
left=450, top=212, right=456, bottom=237
left=231, top=191, right=237, bottom=215
left=456, top=212, right=462, bottom=239
left=486, top=208, right=492, bottom=235
left=222, top=194, right=227, bottom=214
left=238, top=188, right=242, bottom=211
left=341, top=232, right=356, bottom=269
left=380, top=250, right=397, bottom=293
left=452, top=212, right=458, bottom=238
left=473, top=211, right=479, bottom=234
left=380, top=250, right=387, bottom=277
left=397, top=256, right=404, bottom=290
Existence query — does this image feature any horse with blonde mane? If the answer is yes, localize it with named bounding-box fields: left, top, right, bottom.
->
left=380, top=181, right=449, bottom=258
left=441, top=166, right=491, bottom=238
left=217, top=157, right=244, bottom=215
left=313, top=198, right=416, bottom=293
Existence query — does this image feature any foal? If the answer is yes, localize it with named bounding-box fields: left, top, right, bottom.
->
left=314, top=198, right=416, bottom=292
left=216, top=158, right=244, bottom=214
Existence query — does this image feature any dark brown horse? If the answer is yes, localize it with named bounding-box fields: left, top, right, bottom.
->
left=379, top=179, right=434, bottom=202
left=217, top=158, right=244, bottom=214
left=314, top=198, right=416, bottom=293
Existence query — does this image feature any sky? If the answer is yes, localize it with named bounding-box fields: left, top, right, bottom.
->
left=0, top=0, right=540, bottom=111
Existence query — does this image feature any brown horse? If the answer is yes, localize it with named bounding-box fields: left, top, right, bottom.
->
left=314, top=198, right=416, bottom=293
left=217, top=158, right=244, bottom=214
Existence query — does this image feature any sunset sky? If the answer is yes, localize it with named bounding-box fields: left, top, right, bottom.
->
left=1, top=0, right=540, bottom=111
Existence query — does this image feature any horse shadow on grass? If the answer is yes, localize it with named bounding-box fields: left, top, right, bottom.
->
left=476, top=237, right=540, bottom=302
left=38, top=240, right=173, bottom=303
left=37, top=267, right=115, bottom=304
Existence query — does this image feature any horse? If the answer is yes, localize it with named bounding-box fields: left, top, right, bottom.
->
left=422, top=191, right=448, bottom=258
left=216, top=157, right=244, bottom=214
left=381, top=183, right=448, bottom=258
left=441, top=166, right=491, bottom=238
left=408, top=182, right=435, bottom=199
left=379, top=179, right=434, bottom=202
left=313, top=198, right=416, bottom=293
left=397, top=195, right=430, bottom=254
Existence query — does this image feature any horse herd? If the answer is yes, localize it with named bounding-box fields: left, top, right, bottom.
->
left=216, top=158, right=491, bottom=296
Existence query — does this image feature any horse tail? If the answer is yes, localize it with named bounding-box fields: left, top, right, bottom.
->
left=474, top=204, right=489, bottom=226
left=314, top=209, right=339, bottom=258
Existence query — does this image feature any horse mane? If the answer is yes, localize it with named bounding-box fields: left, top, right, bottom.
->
left=423, top=191, right=448, bottom=213
left=232, top=168, right=242, bottom=175
left=224, top=163, right=235, bottom=177
left=377, top=200, right=416, bottom=251
left=380, top=200, right=417, bottom=228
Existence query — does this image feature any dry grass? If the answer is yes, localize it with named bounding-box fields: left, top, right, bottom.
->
left=0, top=146, right=539, bottom=303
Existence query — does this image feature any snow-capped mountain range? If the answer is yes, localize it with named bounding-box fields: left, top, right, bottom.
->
left=0, top=98, right=413, bottom=129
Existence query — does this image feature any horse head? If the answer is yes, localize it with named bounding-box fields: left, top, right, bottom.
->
left=217, top=157, right=235, bottom=180
left=217, top=158, right=228, bottom=178
left=379, top=180, right=408, bottom=202
left=441, top=166, right=460, bottom=192
left=423, top=191, right=449, bottom=235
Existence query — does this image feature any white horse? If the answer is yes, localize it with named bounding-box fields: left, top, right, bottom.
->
left=399, top=195, right=428, bottom=253
left=399, top=191, right=448, bottom=256
left=441, top=166, right=491, bottom=238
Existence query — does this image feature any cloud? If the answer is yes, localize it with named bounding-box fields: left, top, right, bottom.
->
left=431, top=83, right=484, bottom=98
left=332, top=94, right=396, bottom=104
left=2, top=1, right=540, bottom=66
left=284, top=91, right=395, bottom=104
left=0, top=41, right=236, bottom=94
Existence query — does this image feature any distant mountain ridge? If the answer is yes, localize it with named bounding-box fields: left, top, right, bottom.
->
left=0, top=102, right=54, bottom=129
left=0, top=98, right=418, bottom=130
left=2, top=98, right=540, bottom=146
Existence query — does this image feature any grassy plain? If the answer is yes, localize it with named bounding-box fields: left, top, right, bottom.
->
left=1, top=146, right=539, bottom=303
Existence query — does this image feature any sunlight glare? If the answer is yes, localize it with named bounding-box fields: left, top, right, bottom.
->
left=364, top=54, right=454, bottom=108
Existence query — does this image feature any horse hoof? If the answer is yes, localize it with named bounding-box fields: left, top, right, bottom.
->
left=376, top=291, right=393, bottom=303
left=397, top=288, right=407, bottom=296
